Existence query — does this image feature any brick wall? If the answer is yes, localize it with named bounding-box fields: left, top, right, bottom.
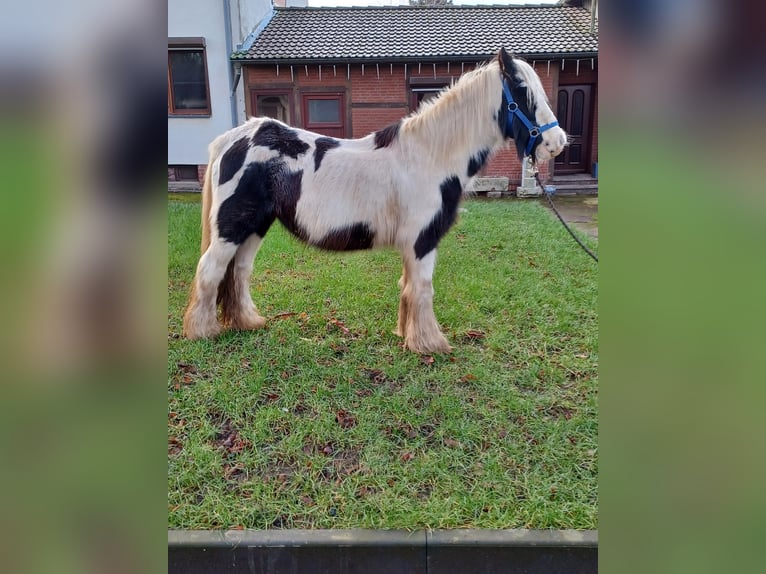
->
left=242, top=58, right=591, bottom=187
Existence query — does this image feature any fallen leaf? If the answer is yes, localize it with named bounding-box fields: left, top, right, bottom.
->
left=272, top=312, right=297, bottom=320
left=357, top=485, right=375, bottom=498
left=444, top=438, right=460, bottom=448
left=362, top=368, right=387, bottom=383
left=465, top=329, right=486, bottom=340
left=177, top=362, right=198, bottom=375
left=400, top=452, right=414, bottom=462
left=300, top=495, right=315, bottom=507
left=328, top=318, right=351, bottom=335
left=459, top=373, right=477, bottom=383
left=335, top=409, right=356, bottom=429
left=168, top=437, right=183, bottom=455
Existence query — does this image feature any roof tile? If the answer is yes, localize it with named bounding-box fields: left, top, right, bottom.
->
left=235, top=6, right=598, bottom=61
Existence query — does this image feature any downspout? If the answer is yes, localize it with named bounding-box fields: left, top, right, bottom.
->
left=590, top=0, right=597, bottom=35
left=223, top=0, right=238, bottom=128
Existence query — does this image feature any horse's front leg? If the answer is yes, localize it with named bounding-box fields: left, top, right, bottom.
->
left=399, top=249, right=452, bottom=354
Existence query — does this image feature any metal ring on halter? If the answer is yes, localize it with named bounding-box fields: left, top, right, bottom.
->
left=529, top=127, right=540, bottom=137
left=507, top=102, right=518, bottom=112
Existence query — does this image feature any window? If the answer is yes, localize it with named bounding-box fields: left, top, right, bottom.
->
left=412, top=87, right=445, bottom=109
left=410, top=84, right=448, bottom=111
left=253, top=93, right=291, bottom=123
left=169, top=165, right=199, bottom=181
left=168, top=38, right=210, bottom=115
left=307, top=98, right=340, bottom=124
left=301, top=93, right=345, bottom=137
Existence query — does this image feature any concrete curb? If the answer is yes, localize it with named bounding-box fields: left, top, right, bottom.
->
left=168, top=528, right=597, bottom=573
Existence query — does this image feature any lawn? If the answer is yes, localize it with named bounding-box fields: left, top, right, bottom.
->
left=168, top=195, right=598, bottom=530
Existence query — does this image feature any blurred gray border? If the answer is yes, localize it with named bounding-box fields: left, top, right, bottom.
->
left=168, top=528, right=597, bottom=573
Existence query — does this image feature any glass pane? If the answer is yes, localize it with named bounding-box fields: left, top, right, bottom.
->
left=174, top=165, right=198, bottom=181
left=571, top=90, right=585, bottom=136
left=169, top=51, right=208, bottom=110
left=418, top=91, right=441, bottom=106
left=257, top=95, right=290, bottom=123
left=308, top=98, right=340, bottom=124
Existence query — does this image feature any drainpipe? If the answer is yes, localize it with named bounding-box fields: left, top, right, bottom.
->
left=590, top=0, right=597, bottom=35
left=223, top=0, right=238, bottom=128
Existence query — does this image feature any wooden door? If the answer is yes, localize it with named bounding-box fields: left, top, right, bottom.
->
left=554, top=85, right=592, bottom=174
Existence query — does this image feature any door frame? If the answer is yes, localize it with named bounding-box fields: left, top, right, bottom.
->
left=554, top=83, right=595, bottom=175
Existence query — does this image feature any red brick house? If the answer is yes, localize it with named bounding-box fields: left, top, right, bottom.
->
left=231, top=4, right=598, bottom=191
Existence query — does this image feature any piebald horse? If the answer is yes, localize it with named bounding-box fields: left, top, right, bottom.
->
left=183, top=48, right=567, bottom=353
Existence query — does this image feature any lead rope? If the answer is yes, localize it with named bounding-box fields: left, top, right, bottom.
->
left=534, top=173, right=599, bottom=263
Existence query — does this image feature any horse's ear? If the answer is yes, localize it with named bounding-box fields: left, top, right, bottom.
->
left=498, top=48, right=516, bottom=77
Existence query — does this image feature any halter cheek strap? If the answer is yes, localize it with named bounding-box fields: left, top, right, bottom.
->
left=502, top=80, right=558, bottom=157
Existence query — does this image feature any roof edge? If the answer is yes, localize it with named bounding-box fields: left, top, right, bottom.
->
left=232, top=52, right=599, bottom=64
left=271, top=4, right=583, bottom=10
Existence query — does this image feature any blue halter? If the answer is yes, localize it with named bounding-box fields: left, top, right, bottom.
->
left=502, top=79, right=559, bottom=157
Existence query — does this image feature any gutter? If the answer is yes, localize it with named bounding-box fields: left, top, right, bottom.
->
left=231, top=52, right=599, bottom=66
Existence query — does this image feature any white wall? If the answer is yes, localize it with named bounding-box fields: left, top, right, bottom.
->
left=231, top=0, right=273, bottom=125
left=168, top=0, right=235, bottom=165
left=168, top=0, right=272, bottom=165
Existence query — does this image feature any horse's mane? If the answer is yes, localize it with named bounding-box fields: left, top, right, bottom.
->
left=400, top=60, right=504, bottom=163
left=398, top=57, right=549, bottom=168
left=511, top=58, right=551, bottom=110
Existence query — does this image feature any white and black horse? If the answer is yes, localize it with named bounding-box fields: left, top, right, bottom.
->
left=183, top=48, right=567, bottom=353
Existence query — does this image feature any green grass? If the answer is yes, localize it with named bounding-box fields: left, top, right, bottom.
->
left=168, top=195, right=598, bottom=530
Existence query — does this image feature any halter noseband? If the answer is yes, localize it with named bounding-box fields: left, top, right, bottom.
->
left=502, top=79, right=558, bottom=157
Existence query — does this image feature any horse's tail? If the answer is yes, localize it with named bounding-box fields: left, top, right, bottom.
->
left=200, top=134, right=226, bottom=254
left=203, top=134, right=241, bottom=328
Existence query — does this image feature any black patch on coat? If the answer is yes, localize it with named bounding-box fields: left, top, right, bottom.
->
left=218, top=137, right=250, bottom=186
left=313, top=137, right=340, bottom=171
left=217, top=160, right=281, bottom=244
left=373, top=121, right=401, bottom=149
left=272, top=167, right=307, bottom=240
left=251, top=121, right=310, bottom=159
left=413, top=176, right=463, bottom=260
left=467, top=148, right=491, bottom=177
left=312, top=222, right=374, bottom=251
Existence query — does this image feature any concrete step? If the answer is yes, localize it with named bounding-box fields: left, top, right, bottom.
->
left=549, top=175, right=598, bottom=195
left=169, top=181, right=201, bottom=193
left=548, top=183, right=598, bottom=195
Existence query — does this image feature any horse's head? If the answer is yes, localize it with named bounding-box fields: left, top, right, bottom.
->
left=497, top=48, right=568, bottom=163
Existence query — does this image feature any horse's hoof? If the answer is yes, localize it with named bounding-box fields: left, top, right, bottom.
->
left=183, top=322, right=222, bottom=340
left=405, top=335, right=452, bottom=355
left=232, top=314, right=267, bottom=331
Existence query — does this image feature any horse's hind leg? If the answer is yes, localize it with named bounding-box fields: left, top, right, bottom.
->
left=399, top=249, right=452, bottom=354
left=220, top=233, right=267, bottom=331
left=183, top=238, right=238, bottom=339
left=395, top=264, right=409, bottom=337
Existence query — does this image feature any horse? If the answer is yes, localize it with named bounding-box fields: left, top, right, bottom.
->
left=183, top=48, right=567, bottom=354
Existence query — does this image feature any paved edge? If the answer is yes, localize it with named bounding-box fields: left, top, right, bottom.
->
left=168, top=528, right=597, bottom=548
